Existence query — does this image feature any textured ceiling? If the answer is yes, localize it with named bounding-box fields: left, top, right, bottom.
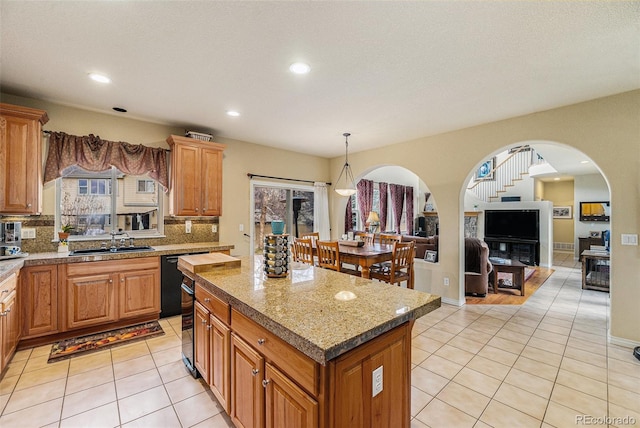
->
left=1, top=1, right=638, bottom=160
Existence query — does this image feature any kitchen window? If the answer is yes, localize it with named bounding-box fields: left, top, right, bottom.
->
left=55, top=166, right=163, bottom=240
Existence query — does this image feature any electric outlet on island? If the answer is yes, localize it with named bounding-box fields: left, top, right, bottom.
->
left=372, top=366, right=383, bottom=397
left=443, top=277, right=450, bottom=286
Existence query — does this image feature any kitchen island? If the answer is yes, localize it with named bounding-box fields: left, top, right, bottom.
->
left=189, top=257, right=441, bottom=428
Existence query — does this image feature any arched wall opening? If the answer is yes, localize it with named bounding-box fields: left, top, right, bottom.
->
left=458, top=140, right=612, bottom=302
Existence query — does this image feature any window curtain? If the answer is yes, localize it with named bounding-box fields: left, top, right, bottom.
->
left=356, top=179, right=374, bottom=230
left=44, top=132, right=169, bottom=191
left=379, top=182, right=388, bottom=232
left=345, top=196, right=354, bottom=233
left=313, top=182, right=331, bottom=240
left=405, top=186, right=414, bottom=235
left=389, top=184, right=405, bottom=233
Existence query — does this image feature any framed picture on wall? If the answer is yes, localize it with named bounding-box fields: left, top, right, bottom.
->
left=553, top=206, right=572, bottom=219
left=424, top=250, right=438, bottom=263
left=475, top=157, right=495, bottom=181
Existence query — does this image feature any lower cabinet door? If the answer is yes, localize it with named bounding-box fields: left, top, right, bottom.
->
left=264, top=362, right=318, bottom=428
left=231, top=333, right=264, bottom=428
left=21, top=265, right=58, bottom=337
left=194, top=301, right=210, bottom=382
left=209, top=313, right=230, bottom=413
left=1, top=291, right=19, bottom=369
left=118, top=268, right=159, bottom=318
left=66, top=273, right=117, bottom=330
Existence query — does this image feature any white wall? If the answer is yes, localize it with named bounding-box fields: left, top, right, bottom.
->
left=574, top=173, right=611, bottom=257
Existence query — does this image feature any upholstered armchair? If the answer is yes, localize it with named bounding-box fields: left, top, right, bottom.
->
left=464, top=238, right=493, bottom=297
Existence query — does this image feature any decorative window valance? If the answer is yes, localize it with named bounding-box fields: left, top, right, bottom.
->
left=44, top=132, right=169, bottom=191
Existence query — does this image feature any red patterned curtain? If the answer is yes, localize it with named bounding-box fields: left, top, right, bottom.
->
left=344, top=196, right=354, bottom=233
left=405, top=186, right=414, bottom=235
left=389, top=184, right=405, bottom=233
left=356, top=179, right=374, bottom=230
left=44, top=132, right=169, bottom=191
left=379, top=182, right=388, bottom=232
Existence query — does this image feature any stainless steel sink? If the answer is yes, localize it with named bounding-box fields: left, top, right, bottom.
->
left=69, top=246, right=155, bottom=256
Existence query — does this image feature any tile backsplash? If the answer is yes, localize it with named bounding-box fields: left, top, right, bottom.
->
left=0, top=215, right=220, bottom=253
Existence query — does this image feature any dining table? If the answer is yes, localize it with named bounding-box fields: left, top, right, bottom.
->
left=335, top=242, right=394, bottom=278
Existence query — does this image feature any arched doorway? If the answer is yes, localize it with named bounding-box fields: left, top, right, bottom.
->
left=459, top=141, right=612, bottom=302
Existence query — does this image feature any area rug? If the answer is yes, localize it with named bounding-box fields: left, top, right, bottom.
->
left=466, top=266, right=554, bottom=305
left=48, top=321, right=164, bottom=363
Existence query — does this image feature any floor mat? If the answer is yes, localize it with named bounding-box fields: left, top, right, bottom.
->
left=48, top=320, right=164, bottom=363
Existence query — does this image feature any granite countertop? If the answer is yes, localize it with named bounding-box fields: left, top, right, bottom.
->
left=0, top=242, right=234, bottom=282
left=196, top=257, right=441, bottom=364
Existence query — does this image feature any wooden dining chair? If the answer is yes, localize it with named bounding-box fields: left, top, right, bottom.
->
left=370, top=241, right=415, bottom=289
left=316, top=240, right=360, bottom=276
left=379, top=233, right=402, bottom=245
left=301, top=232, right=319, bottom=243
left=354, top=232, right=375, bottom=245
left=292, top=237, right=314, bottom=265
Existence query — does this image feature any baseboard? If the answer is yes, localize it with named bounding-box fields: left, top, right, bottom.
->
left=442, top=296, right=465, bottom=306
left=609, top=332, right=640, bottom=349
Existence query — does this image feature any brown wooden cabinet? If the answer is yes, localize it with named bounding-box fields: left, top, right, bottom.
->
left=64, top=257, right=160, bottom=330
left=65, top=272, right=117, bottom=330
left=0, top=103, right=49, bottom=215
left=194, top=285, right=231, bottom=413
left=1, top=273, right=20, bottom=371
left=195, top=286, right=413, bottom=428
left=21, top=264, right=59, bottom=338
left=118, top=264, right=160, bottom=319
left=167, top=135, right=225, bottom=216
left=231, top=333, right=265, bottom=428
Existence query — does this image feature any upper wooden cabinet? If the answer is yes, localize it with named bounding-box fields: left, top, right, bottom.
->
left=167, top=135, right=225, bottom=217
left=0, top=103, right=49, bottom=215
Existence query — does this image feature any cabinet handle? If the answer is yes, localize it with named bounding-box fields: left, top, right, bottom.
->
left=251, top=368, right=260, bottom=376
left=196, top=208, right=199, bottom=212
left=27, top=203, right=32, bottom=207
left=1, top=290, right=8, bottom=294
left=206, top=324, right=211, bottom=330
left=257, top=338, right=266, bottom=345
left=201, top=319, right=207, bottom=325
left=109, top=279, right=113, bottom=283
left=262, top=379, right=270, bottom=388
left=204, top=298, right=211, bottom=303
left=0, top=312, right=5, bottom=317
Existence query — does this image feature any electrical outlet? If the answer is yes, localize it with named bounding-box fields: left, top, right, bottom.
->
left=212, top=224, right=218, bottom=233
left=443, top=277, right=450, bottom=286
left=621, top=234, right=638, bottom=245
left=21, top=228, right=36, bottom=239
left=239, top=224, right=244, bottom=232
left=185, top=220, right=192, bottom=234
left=372, top=366, right=383, bottom=397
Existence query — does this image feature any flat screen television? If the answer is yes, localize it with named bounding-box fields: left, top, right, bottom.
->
left=484, top=209, right=539, bottom=241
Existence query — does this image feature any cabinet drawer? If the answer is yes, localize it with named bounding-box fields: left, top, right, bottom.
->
left=196, top=284, right=230, bottom=325
left=66, top=257, right=160, bottom=276
left=0, top=273, right=17, bottom=295
left=232, top=309, right=319, bottom=396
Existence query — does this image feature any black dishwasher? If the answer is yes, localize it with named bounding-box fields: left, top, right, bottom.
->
left=160, top=252, right=207, bottom=318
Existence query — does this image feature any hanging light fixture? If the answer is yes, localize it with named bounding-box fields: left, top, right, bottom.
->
left=335, top=132, right=357, bottom=196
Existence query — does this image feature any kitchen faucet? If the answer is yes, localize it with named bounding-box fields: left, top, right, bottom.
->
left=110, top=230, right=129, bottom=249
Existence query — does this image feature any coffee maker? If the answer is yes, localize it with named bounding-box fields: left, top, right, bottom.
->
left=0, top=221, right=22, bottom=256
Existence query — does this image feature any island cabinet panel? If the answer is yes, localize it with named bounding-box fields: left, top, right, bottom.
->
left=194, top=301, right=211, bottom=382
left=65, top=273, right=117, bottom=330
left=231, top=333, right=265, bottom=428
left=330, top=321, right=411, bottom=428
left=167, top=135, right=225, bottom=217
left=21, top=264, right=59, bottom=338
left=209, top=313, right=231, bottom=412
left=265, top=362, right=318, bottom=428
left=118, top=268, right=160, bottom=319
left=0, top=103, right=49, bottom=215
left=1, top=273, right=20, bottom=371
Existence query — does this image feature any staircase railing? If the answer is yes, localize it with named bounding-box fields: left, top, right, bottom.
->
left=468, top=146, right=540, bottom=202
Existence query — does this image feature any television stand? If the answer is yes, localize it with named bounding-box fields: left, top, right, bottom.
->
left=485, top=238, right=539, bottom=266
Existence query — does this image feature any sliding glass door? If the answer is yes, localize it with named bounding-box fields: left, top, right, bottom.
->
left=250, top=181, right=315, bottom=254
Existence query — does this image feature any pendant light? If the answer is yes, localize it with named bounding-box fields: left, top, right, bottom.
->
left=334, top=132, right=357, bottom=196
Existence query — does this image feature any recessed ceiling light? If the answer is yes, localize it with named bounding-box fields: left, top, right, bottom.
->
left=554, top=177, right=561, bottom=181
left=580, top=160, right=590, bottom=164
left=112, top=107, right=127, bottom=113
left=226, top=110, right=240, bottom=117
left=88, top=73, right=111, bottom=84
left=289, top=62, right=311, bottom=74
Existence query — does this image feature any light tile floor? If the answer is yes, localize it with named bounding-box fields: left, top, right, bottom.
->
left=1, top=252, right=638, bottom=427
